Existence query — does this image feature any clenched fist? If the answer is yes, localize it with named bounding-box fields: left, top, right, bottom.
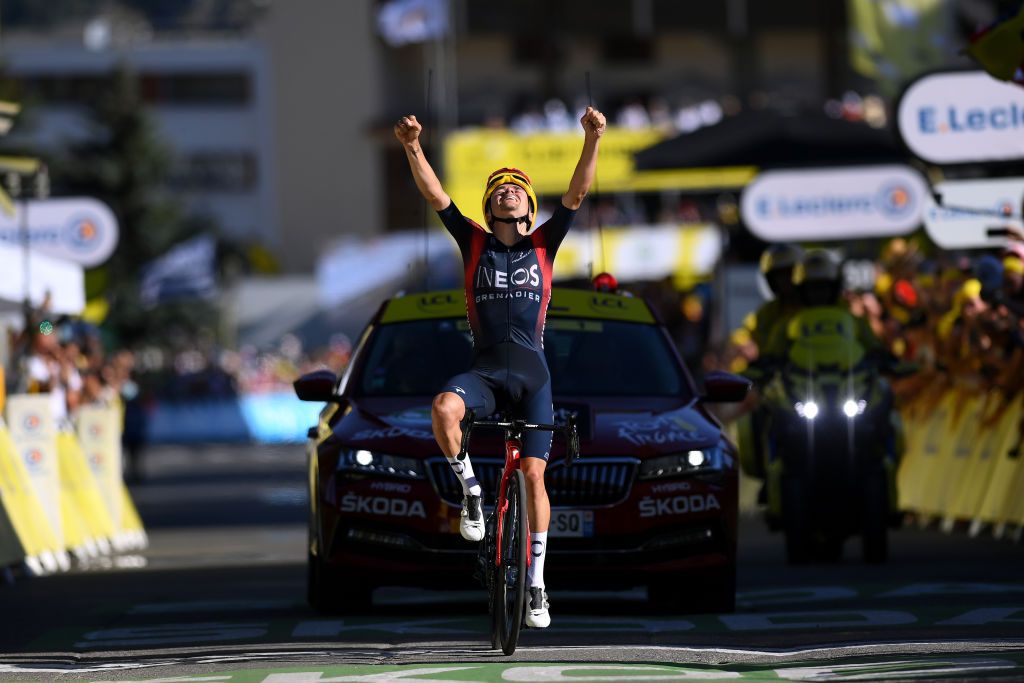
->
left=581, top=106, right=607, bottom=139
left=394, top=115, right=422, bottom=145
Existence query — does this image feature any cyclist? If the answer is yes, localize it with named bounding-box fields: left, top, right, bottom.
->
left=395, top=106, right=606, bottom=628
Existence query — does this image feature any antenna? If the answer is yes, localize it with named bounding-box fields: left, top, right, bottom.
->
left=585, top=71, right=605, bottom=280
left=422, top=68, right=433, bottom=292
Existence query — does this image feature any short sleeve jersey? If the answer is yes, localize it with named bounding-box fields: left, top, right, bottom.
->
left=437, top=201, right=576, bottom=352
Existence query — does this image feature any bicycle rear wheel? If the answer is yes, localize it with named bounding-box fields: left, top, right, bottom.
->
left=497, top=469, right=528, bottom=655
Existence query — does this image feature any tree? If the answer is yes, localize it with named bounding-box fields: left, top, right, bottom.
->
left=57, top=65, right=216, bottom=345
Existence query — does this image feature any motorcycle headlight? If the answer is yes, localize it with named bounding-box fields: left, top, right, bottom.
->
left=843, top=399, right=867, bottom=418
left=638, top=447, right=727, bottom=480
left=337, top=449, right=426, bottom=479
left=794, top=401, right=819, bottom=420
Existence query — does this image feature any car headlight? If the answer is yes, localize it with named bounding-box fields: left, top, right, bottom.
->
left=638, top=447, right=727, bottom=480
left=337, top=449, right=425, bottom=479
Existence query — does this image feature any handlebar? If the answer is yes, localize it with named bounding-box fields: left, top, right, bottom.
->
left=457, top=410, right=581, bottom=467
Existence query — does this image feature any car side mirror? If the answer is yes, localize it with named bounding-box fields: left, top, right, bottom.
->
left=702, top=371, right=751, bottom=403
left=294, top=370, right=339, bottom=402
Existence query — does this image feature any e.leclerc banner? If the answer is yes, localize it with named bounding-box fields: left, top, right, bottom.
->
left=740, top=165, right=927, bottom=242
left=898, top=70, right=1024, bottom=164
left=924, top=177, right=1024, bottom=249
left=0, top=197, right=119, bottom=267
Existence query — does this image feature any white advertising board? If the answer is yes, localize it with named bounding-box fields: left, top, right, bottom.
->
left=923, top=177, right=1024, bottom=249
left=5, top=394, right=62, bottom=548
left=740, top=166, right=927, bottom=242
left=0, top=197, right=119, bottom=267
left=0, top=242, right=85, bottom=315
left=898, top=71, right=1024, bottom=164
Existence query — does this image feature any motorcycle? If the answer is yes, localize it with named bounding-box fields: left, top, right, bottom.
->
left=753, top=306, right=907, bottom=564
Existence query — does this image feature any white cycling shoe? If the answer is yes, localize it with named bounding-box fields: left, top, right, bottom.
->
left=525, top=586, right=551, bottom=628
left=460, top=495, right=485, bottom=542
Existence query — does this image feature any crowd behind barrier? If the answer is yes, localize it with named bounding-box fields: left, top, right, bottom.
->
left=722, top=238, right=1024, bottom=540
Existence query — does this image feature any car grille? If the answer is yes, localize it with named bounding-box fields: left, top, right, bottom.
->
left=428, top=458, right=637, bottom=507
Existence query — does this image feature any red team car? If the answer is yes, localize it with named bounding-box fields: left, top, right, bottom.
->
left=294, top=286, right=749, bottom=614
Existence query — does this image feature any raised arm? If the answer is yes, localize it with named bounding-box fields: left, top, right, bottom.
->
left=395, top=114, right=451, bottom=211
left=562, top=106, right=607, bottom=210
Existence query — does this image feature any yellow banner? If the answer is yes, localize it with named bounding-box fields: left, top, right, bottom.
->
left=6, top=394, right=63, bottom=548
left=443, top=127, right=666, bottom=227
left=77, top=405, right=124, bottom=528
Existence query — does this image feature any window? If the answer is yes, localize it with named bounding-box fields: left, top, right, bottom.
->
left=356, top=317, right=689, bottom=398
left=169, top=152, right=258, bottom=192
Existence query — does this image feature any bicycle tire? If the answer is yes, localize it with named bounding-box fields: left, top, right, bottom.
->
left=498, top=469, right=528, bottom=655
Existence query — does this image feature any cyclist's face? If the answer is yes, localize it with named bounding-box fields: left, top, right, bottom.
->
left=491, top=183, right=527, bottom=215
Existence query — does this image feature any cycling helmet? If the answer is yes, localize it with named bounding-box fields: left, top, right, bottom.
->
left=482, top=167, right=538, bottom=230
left=759, top=243, right=804, bottom=276
left=793, top=249, right=842, bottom=285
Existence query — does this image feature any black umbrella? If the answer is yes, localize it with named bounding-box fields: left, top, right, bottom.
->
left=634, top=110, right=908, bottom=170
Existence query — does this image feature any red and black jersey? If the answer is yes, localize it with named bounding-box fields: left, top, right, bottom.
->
left=437, top=201, right=576, bottom=352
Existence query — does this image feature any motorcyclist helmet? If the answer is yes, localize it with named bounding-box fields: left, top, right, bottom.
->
left=759, top=243, right=803, bottom=275
left=793, top=249, right=843, bottom=306
left=759, top=244, right=803, bottom=297
left=482, top=167, right=537, bottom=230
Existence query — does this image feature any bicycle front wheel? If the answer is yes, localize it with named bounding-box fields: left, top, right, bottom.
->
left=498, top=469, right=528, bottom=655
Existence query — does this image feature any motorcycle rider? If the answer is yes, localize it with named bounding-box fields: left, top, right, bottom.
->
left=734, top=244, right=804, bottom=482
left=760, top=249, right=884, bottom=361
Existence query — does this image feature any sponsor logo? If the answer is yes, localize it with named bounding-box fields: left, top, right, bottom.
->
left=23, top=414, right=42, bottom=432
left=755, top=182, right=916, bottom=220
left=340, top=492, right=426, bottom=518
left=63, top=214, right=103, bottom=253
left=88, top=424, right=103, bottom=437
left=876, top=183, right=914, bottom=218
left=370, top=481, right=412, bottom=493
left=650, top=481, right=692, bottom=494
left=590, top=295, right=626, bottom=312
left=475, top=264, right=540, bottom=289
left=416, top=292, right=460, bottom=312
left=453, top=387, right=466, bottom=395
left=616, top=415, right=702, bottom=447
left=353, top=426, right=433, bottom=441
left=388, top=407, right=434, bottom=425
left=89, top=453, right=103, bottom=468
left=916, top=103, right=1024, bottom=135
left=639, top=493, right=720, bottom=518
left=24, top=448, right=44, bottom=469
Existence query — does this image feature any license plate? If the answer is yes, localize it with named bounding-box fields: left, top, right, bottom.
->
left=548, top=510, right=594, bottom=538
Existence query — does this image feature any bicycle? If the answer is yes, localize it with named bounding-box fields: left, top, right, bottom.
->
left=459, top=410, right=580, bottom=655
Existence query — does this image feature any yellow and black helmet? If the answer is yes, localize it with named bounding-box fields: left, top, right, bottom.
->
left=793, top=248, right=842, bottom=285
left=759, top=243, right=804, bottom=276
left=482, top=167, right=538, bottom=230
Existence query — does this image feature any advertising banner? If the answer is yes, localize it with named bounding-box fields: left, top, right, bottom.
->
left=5, top=394, right=62, bottom=547
left=740, top=166, right=927, bottom=242
left=76, top=405, right=123, bottom=527
left=923, top=177, right=1024, bottom=249
left=898, top=71, right=1024, bottom=164
left=0, top=197, right=119, bottom=267
left=0, top=242, right=85, bottom=315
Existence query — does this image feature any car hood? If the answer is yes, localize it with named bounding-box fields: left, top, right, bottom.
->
left=334, top=396, right=721, bottom=458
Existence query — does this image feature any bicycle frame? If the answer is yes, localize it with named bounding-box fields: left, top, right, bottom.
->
left=494, top=435, right=525, bottom=569
left=458, top=411, right=580, bottom=568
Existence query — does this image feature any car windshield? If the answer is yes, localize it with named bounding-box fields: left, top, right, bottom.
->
left=356, top=317, right=689, bottom=398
